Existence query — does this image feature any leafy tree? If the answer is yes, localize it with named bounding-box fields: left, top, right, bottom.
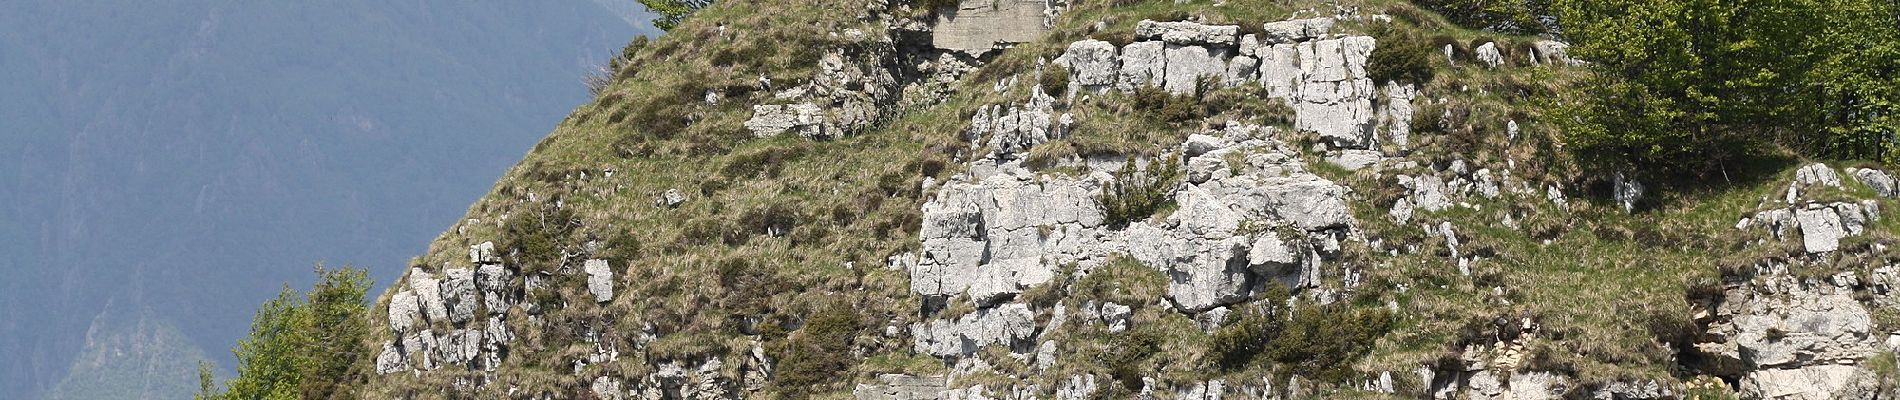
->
left=640, top=0, right=716, bottom=31
left=196, top=265, right=373, bottom=400
left=1555, top=0, right=1900, bottom=176
left=1413, top=0, right=1551, bottom=33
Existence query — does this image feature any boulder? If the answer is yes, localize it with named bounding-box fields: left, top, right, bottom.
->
left=374, top=341, right=408, bottom=375
left=591, top=376, right=624, bottom=400
left=1613, top=173, right=1644, bottom=213
left=388, top=291, right=421, bottom=333
left=1183, top=134, right=1224, bottom=157
left=1260, top=18, right=1335, bottom=44
left=1531, top=40, right=1580, bottom=66
left=1380, top=82, right=1418, bottom=148
left=1101, top=302, right=1132, bottom=333
left=1329, top=149, right=1382, bottom=171
left=744, top=103, right=825, bottom=138
left=1739, top=365, right=1876, bottom=400
left=1796, top=163, right=1843, bottom=188
left=584, top=259, right=615, bottom=303
left=1850, top=168, right=1899, bottom=198
left=855, top=374, right=949, bottom=400
left=1796, top=205, right=1845, bottom=253
left=1475, top=42, right=1503, bottom=68
left=1135, top=20, right=1240, bottom=46
left=1057, top=39, right=1120, bottom=89
left=468, top=241, right=497, bottom=265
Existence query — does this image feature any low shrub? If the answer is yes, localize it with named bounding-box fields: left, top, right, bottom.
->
left=1098, top=155, right=1183, bottom=229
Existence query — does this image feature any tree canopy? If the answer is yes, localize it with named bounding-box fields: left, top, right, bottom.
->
left=196, top=265, right=372, bottom=400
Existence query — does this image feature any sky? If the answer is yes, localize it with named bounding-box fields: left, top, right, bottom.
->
left=0, top=1, right=658, bottom=398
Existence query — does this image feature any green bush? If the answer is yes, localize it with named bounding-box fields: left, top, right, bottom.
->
left=1367, top=24, right=1436, bottom=85
left=1101, top=328, right=1162, bottom=392
left=640, top=0, right=716, bottom=31
left=1129, top=85, right=1204, bottom=124
left=1412, top=0, right=1549, bottom=33
left=771, top=301, right=863, bottom=394
left=1098, top=155, right=1183, bottom=229
left=1040, top=65, right=1071, bottom=96
left=503, top=204, right=578, bottom=272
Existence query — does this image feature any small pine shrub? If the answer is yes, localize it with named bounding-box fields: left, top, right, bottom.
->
left=1098, top=155, right=1183, bottom=229
left=1367, top=24, right=1436, bottom=84
left=504, top=204, right=578, bottom=273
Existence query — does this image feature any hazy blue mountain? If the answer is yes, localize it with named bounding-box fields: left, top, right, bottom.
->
left=0, top=1, right=656, bottom=398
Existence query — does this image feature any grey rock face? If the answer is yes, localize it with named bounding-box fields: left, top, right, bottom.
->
left=388, top=291, right=421, bottom=334
left=409, top=270, right=448, bottom=322
left=1475, top=42, right=1503, bottom=68
left=744, top=103, right=826, bottom=138
left=1118, top=41, right=1167, bottom=90
left=854, top=374, right=948, bottom=400
left=1294, top=37, right=1378, bottom=149
left=591, top=376, right=623, bottom=400
left=1100, top=302, right=1132, bottom=333
left=1260, top=17, right=1335, bottom=44
left=931, top=0, right=1051, bottom=56
left=468, top=241, right=498, bottom=265
left=1163, top=43, right=1232, bottom=95
left=1796, top=205, right=1846, bottom=253
left=1136, top=20, right=1240, bottom=46
left=1739, top=365, right=1877, bottom=400
left=441, top=267, right=477, bottom=324
left=912, top=303, right=1037, bottom=357
left=475, top=264, right=512, bottom=315
left=1257, top=43, right=1301, bottom=99
left=584, top=259, right=615, bottom=303
left=1380, top=82, right=1418, bottom=148
left=375, top=341, right=408, bottom=374
left=1056, top=39, right=1120, bottom=89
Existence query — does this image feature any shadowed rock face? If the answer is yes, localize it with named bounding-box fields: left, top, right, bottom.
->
left=930, top=0, right=1052, bottom=56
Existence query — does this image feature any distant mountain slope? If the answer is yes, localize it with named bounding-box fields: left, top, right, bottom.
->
left=0, top=1, right=656, bottom=398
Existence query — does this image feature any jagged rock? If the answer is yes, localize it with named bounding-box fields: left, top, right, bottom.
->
left=1118, top=41, right=1167, bottom=90
left=468, top=241, right=497, bottom=265
left=434, top=328, right=482, bottom=366
left=1056, top=39, right=1119, bottom=89
left=966, top=258, right=1055, bottom=306
left=1136, top=20, right=1240, bottom=46
left=592, top=376, right=623, bottom=400
left=1183, top=134, right=1224, bottom=157
left=1739, top=365, right=1877, bottom=400
left=475, top=264, right=511, bottom=315
left=1054, top=375, right=1097, bottom=400
left=388, top=291, right=421, bottom=333
left=1178, top=379, right=1226, bottom=399
left=1101, top=302, right=1132, bottom=333
left=1464, top=371, right=1570, bottom=399
left=744, top=103, right=825, bottom=138
left=584, top=259, right=615, bottom=303
left=1401, top=174, right=1452, bottom=212
left=375, top=341, right=408, bottom=374
left=1380, top=82, right=1417, bottom=148
left=1295, top=37, right=1378, bottom=148
left=931, top=0, right=1050, bottom=57
left=409, top=269, right=448, bottom=322
left=1796, top=205, right=1846, bottom=253
left=1850, top=168, right=1899, bottom=198
left=1475, top=42, right=1503, bottom=68
left=441, top=267, right=477, bottom=324
left=1795, top=162, right=1843, bottom=190
left=1163, top=43, right=1232, bottom=95
left=1034, top=341, right=1057, bottom=370
left=913, top=303, right=1037, bottom=357
left=1260, top=17, right=1334, bottom=44
left=855, top=374, right=948, bottom=400
left=1591, top=380, right=1675, bottom=399
left=1613, top=173, right=1644, bottom=213
left=1258, top=43, right=1301, bottom=99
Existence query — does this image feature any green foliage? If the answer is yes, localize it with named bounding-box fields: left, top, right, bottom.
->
left=503, top=203, right=577, bottom=273
left=198, top=265, right=373, bottom=400
left=1412, top=0, right=1550, bottom=33
left=1097, top=155, right=1183, bottom=229
left=639, top=0, right=716, bottom=31
left=1039, top=65, right=1071, bottom=97
left=1206, top=283, right=1392, bottom=382
left=1130, top=85, right=1205, bottom=124
left=1555, top=0, right=1900, bottom=176
left=770, top=301, right=864, bottom=395
left=1100, top=328, right=1162, bottom=392
left=1366, top=23, right=1436, bottom=85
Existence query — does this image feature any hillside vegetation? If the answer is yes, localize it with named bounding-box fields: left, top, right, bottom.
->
left=204, top=0, right=1900, bottom=398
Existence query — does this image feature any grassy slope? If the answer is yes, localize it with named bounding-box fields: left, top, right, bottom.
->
left=361, top=0, right=1900, bottom=397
